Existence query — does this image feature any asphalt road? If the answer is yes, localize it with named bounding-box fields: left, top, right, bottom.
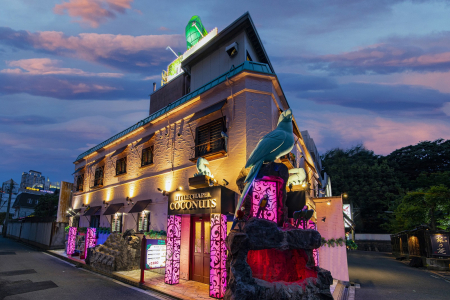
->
left=348, top=250, right=450, bottom=300
left=0, top=237, right=172, bottom=300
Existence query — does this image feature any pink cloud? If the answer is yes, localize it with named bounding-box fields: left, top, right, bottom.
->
left=297, top=113, right=450, bottom=155
left=54, top=0, right=134, bottom=28
left=1, top=58, right=123, bottom=77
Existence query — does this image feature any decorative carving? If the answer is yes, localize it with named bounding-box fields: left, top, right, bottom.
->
left=210, top=214, right=227, bottom=298
left=165, top=215, right=181, bottom=285
left=83, top=227, right=96, bottom=259
left=251, top=180, right=277, bottom=223
left=67, top=227, right=77, bottom=255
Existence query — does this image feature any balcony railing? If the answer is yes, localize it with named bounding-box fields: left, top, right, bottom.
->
left=93, top=177, right=103, bottom=188
left=190, top=137, right=227, bottom=162
left=280, top=152, right=297, bottom=169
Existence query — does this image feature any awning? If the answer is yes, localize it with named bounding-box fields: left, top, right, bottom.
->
left=188, top=99, right=226, bottom=123
left=103, top=203, right=124, bottom=215
left=128, top=199, right=152, bottom=214
left=135, top=133, right=155, bottom=147
left=72, top=166, right=85, bottom=175
left=90, top=157, right=105, bottom=167
left=111, top=145, right=128, bottom=158
left=83, top=206, right=101, bottom=216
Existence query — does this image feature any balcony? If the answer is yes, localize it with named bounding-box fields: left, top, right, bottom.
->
left=189, top=137, right=227, bottom=162
left=280, top=152, right=296, bottom=169
left=92, top=178, right=104, bottom=188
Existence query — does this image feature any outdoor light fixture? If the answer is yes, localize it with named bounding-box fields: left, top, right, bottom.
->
left=176, top=186, right=183, bottom=191
left=327, top=200, right=331, bottom=206
left=342, top=193, right=348, bottom=198
left=302, top=182, right=307, bottom=188
left=222, top=179, right=229, bottom=186
left=126, top=197, right=134, bottom=206
left=157, top=187, right=170, bottom=196
left=322, top=217, right=326, bottom=222
left=103, top=200, right=109, bottom=208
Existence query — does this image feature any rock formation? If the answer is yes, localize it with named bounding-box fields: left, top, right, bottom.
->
left=89, top=230, right=141, bottom=272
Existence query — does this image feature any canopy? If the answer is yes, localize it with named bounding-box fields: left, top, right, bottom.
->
left=90, top=157, right=105, bottom=168
left=188, top=99, right=226, bottom=123
left=128, top=199, right=152, bottom=214
left=83, top=206, right=101, bottom=216
left=66, top=208, right=81, bottom=217
left=135, top=133, right=155, bottom=147
left=111, top=146, right=128, bottom=158
left=103, top=203, right=124, bottom=215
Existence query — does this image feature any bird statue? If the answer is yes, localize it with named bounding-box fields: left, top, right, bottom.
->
left=194, top=157, right=213, bottom=177
left=235, top=108, right=295, bottom=216
left=287, top=168, right=307, bottom=187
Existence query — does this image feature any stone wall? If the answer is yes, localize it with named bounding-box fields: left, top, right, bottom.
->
left=356, top=240, right=392, bottom=253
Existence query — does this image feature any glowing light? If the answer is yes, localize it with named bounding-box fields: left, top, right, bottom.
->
left=327, top=200, right=331, bottom=206
left=129, top=183, right=136, bottom=198
left=251, top=180, right=277, bottom=223
left=83, top=227, right=96, bottom=259
left=165, top=179, right=172, bottom=192
left=164, top=215, right=181, bottom=285
left=67, top=227, right=77, bottom=255
left=209, top=214, right=227, bottom=298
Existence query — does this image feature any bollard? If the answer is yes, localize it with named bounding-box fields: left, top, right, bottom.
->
left=140, top=235, right=147, bottom=284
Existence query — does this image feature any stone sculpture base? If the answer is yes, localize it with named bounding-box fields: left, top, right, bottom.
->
left=89, top=231, right=141, bottom=272
left=225, top=218, right=333, bottom=300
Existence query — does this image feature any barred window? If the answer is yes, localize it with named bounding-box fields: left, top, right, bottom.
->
left=141, top=146, right=153, bottom=166
left=116, top=157, right=127, bottom=175
left=94, top=167, right=104, bottom=187
left=76, top=174, right=84, bottom=191
left=112, top=214, right=122, bottom=233
left=195, top=117, right=226, bottom=158
left=137, top=212, right=150, bottom=233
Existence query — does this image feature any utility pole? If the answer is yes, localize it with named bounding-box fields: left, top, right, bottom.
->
left=2, top=179, right=15, bottom=237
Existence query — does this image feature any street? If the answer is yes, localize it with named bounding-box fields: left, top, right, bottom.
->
left=348, top=251, right=450, bottom=300
left=0, top=237, right=171, bottom=300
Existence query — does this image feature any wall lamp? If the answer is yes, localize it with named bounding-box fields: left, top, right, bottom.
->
left=327, top=200, right=331, bottom=206
left=157, top=188, right=170, bottom=196
left=103, top=200, right=109, bottom=208
left=126, top=197, right=134, bottom=206
left=322, top=217, right=326, bottom=222
left=209, top=178, right=218, bottom=187
left=176, top=186, right=183, bottom=191
left=222, top=179, right=229, bottom=186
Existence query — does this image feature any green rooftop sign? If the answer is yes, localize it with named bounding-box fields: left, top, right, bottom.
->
left=186, top=16, right=208, bottom=50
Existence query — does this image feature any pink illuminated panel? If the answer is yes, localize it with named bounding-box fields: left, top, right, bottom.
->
left=67, top=227, right=77, bottom=255
left=210, top=214, right=227, bottom=298
left=84, top=227, right=97, bottom=258
left=252, top=180, right=277, bottom=223
left=165, top=215, right=181, bottom=285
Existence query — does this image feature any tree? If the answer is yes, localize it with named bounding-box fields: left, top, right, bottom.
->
left=386, top=139, right=450, bottom=190
left=321, top=145, right=403, bottom=233
left=388, top=185, right=450, bottom=232
left=34, top=193, right=59, bottom=218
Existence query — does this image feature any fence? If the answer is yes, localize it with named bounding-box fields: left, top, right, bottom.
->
left=6, top=218, right=67, bottom=250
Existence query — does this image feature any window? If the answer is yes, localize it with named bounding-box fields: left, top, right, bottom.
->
left=116, top=157, right=127, bottom=175
left=90, top=215, right=100, bottom=228
left=111, top=214, right=122, bottom=233
left=195, top=117, right=226, bottom=158
left=72, top=216, right=80, bottom=228
left=27, top=198, right=32, bottom=204
left=246, top=51, right=253, bottom=61
left=94, top=166, right=104, bottom=187
left=141, top=146, right=153, bottom=167
left=137, top=212, right=150, bottom=233
left=76, top=174, right=84, bottom=191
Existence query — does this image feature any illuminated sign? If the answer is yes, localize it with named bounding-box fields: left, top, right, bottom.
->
left=168, top=186, right=235, bottom=215
left=430, top=234, right=450, bottom=257
left=146, top=239, right=166, bottom=269
left=26, top=187, right=40, bottom=191
left=343, top=204, right=352, bottom=228
left=41, top=190, right=54, bottom=194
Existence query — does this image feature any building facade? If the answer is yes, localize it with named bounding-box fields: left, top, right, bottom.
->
left=70, top=12, right=329, bottom=292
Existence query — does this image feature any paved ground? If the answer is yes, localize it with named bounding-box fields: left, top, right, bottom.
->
left=348, top=251, right=450, bottom=300
left=0, top=237, right=172, bottom=300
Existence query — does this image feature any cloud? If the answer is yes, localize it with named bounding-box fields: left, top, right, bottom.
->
left=0, top=115, right=57, bottom=126
left=300, top=31, right=450, bottom=75
left=277, top=73, right=338, bottom=92
left=294, top=82, right=450, bottom=118
left=1, top=58, right=123, bottom=77
left=0, top=27, right=184, bottom=73
left=54, top=0, right=134, bottom=28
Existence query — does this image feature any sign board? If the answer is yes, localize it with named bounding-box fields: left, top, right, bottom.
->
left=146, top=239, right=166, bottom=269
left=343, top=204, right=352, bottom=228
left=430, top=234, right=450, bottom=257
left=168, top=186, right=236, bottom=215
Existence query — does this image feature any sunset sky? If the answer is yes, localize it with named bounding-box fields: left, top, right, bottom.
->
left=1, top=0, right=450, bottom=183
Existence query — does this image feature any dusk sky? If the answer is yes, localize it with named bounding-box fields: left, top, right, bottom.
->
left=1, top=0, right=450, bottom=184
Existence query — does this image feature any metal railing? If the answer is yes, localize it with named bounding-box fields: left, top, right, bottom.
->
left=191, top=137, right=227, bottom=159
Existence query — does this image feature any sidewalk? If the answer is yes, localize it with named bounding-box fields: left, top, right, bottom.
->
left=49, top=249, right=210, bottom=300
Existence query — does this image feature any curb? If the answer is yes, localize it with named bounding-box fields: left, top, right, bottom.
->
left=44, top=250, right=184, bottom=300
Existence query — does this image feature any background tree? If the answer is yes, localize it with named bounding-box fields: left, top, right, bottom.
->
left=34, top=193, right=59, bottom=218
left=321, top=145, right=403, bottom=233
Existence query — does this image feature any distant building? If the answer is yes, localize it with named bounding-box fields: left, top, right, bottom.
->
left=12, top=192, right=40, bottom=218
left=19, top=170, right=60, bottom=195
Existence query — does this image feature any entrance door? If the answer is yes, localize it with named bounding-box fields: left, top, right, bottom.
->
left=191, top=215, right=210, bottom=284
